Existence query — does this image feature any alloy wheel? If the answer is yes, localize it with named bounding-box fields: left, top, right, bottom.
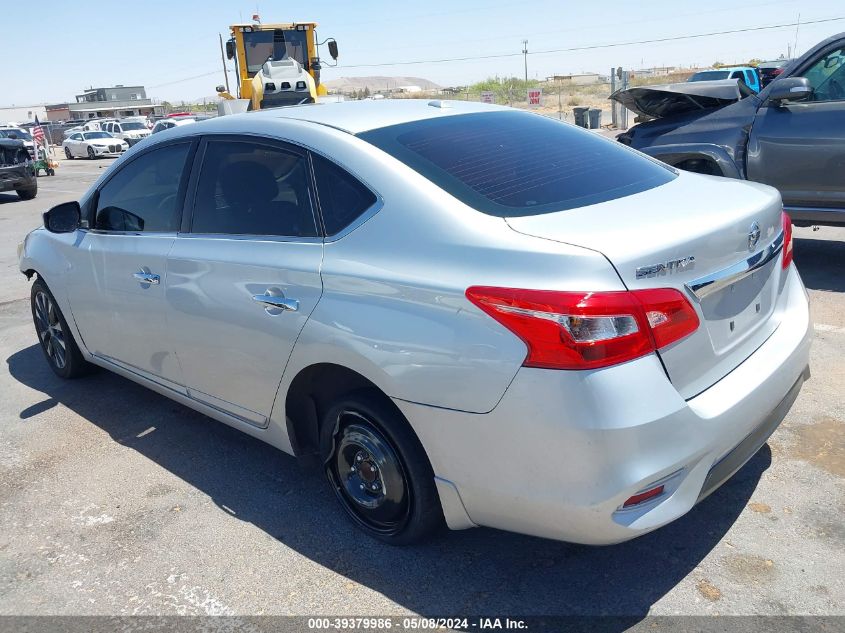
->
left=33, top=290, right=67, bottom=370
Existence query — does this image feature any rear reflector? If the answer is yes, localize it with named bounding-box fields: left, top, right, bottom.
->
left=782, top=211, right=793, bottom=269
left=465, top=287, right=699, bottom=370
left=623, top=484, right=665, bottom=508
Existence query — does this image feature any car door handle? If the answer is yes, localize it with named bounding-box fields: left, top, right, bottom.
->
left=252, top=293, right=299, bottom=312
left=132, top=271, right=160, bottom=285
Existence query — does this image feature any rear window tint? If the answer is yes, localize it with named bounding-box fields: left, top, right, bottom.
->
left=358, top=111, right=675, bottom=217
left=312, top=153, right=377, bottom=235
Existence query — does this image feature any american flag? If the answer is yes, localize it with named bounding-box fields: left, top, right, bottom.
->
left=32, top=116, right=45, bottom=144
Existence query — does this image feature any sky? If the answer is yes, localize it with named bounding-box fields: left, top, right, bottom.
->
left=2, top=0, right=844, bottom=105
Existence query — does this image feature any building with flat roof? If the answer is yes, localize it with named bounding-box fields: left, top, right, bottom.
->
left=45, top=85, right=162, bottom=122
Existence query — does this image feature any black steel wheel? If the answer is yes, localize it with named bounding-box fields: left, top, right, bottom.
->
left=321, top=391, right=443, bottom=544
left=31, top=278, right=89, bottom=379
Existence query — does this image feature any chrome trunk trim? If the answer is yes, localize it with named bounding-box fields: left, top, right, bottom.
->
left=685, top=231, right=784, bottom=301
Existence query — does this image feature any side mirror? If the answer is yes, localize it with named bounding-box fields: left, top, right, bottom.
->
left=327, top=40, right=339, bottom=60
left=225, top=40, right=235, bottom=60
left=43, top=201, right=81, bottom=233
left=767, top=77, right=812, bottom=104
left=216, top=85, right=226, bottom=94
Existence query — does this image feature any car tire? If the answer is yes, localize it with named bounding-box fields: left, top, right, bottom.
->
left=320, top=390, right=444, bottom=545
left=87, top=146, right=96, bottom=160
left=64, top=147, right=73, bottom=159
left=17, top=186, right=37, bottom=200
left=31, top=278, right=90, bottom=379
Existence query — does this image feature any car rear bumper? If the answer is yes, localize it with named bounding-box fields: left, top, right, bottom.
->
left=394, top=264, right=812, bottom=544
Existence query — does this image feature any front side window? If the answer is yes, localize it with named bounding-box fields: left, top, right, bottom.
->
left=312, top=154, right=377, bottom=235
left=359, top=111, right=676, bottom=217
left=95, top=143, right=190, bottom=232
left=191, top=140, right=317, bottom=237
left=804, top=46, right=845, bottom=101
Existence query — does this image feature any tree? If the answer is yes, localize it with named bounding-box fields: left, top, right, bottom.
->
left=363, top=86, right=371, bottom=98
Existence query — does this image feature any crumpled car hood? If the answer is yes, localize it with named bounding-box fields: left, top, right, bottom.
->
left=609, top=79, right=755, bottom=119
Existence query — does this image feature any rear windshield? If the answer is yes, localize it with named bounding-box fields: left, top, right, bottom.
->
left=358, top=111, right=675, bottom=217
left=689, top=71, right=730, bottom=81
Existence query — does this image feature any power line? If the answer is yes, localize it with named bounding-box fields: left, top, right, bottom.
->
left=149, top=69, right=233, bottom=90
left=143, top=14, right=845, bottom=93
left=336, top=16, right=845, bottom=69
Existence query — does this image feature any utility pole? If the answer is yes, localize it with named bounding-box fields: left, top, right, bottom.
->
left=522, top=40, right=529, bottom=83
left=218, top=33, right=231, bottom=93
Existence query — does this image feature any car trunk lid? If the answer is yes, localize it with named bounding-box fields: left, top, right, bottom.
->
left=505, top=172, right=786, bottom=398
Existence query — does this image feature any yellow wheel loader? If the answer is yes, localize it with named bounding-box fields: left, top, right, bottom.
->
left=217, top=18, right=338, bottom=111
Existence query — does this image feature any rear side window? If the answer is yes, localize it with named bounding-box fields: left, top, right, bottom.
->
left=312, top=154, right=377, bottom=235
left=359, top=111, right=675, bottom=217
left=191, top=140, right=318, bottom=237
left=95, top=143, right=190, bottom=232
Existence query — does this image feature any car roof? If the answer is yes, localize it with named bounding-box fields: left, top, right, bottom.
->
left=224, top=99, right=512, bottom=134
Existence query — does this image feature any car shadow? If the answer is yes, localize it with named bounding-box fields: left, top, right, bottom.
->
left=794, top=237, right=845, bottom=293
left=7, top=343, right=768, bottom=618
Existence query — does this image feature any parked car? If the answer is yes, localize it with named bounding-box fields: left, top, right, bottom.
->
left=62, top=131, right=128, bottom=159
left=20, top=100, right=811, bottom=545
left=758, top=59, right=793, bottom=87
left=0, top=127, right=36, bottom=158
left=0, top=139, right=37, bottom=200
left=613, top=32, right=845, bottom=227
left=101, top=120, right=151, bottom=146
left=151, top=116, right=206, bottom=134
left=81, top=118, right=118, bottom=132
left=688, top=66, right=761, bottom=93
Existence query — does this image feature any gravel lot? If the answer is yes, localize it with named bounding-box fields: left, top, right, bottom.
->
left=0, top=153, right=843, bottom=619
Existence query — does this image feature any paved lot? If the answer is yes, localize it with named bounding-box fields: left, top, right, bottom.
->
left=0, top=155, right=843, bottom=618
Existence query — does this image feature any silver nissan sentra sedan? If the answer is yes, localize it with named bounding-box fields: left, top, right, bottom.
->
left=18, top=100, right=811, bottom=545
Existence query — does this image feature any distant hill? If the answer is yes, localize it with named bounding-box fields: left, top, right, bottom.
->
left=324, top=76, right=441, bottom=93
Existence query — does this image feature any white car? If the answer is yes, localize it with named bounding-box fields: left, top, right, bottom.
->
left=62, top=131, right=128, bottom=159
left=150, top=116, right=206, bottom=134
left=101, top=120, right=151, bottom=146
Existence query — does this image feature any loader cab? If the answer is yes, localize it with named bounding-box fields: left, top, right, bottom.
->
left=241, top=27, right=310, bottom=76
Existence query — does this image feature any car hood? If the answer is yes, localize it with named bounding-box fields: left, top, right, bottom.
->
left=609, top=79, right=754, bottom=119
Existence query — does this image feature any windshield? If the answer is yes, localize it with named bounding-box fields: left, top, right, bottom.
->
left=359, top=111, right=676, bottom=217
left=688, top=71, right=730, bottom=81
left=121, top=122, right=147, bottom=130
left=84, top=132, right=112, bottom=140
left=242, top=28, right=309, bottom=74
left=0, top=129, right=32, bottom=141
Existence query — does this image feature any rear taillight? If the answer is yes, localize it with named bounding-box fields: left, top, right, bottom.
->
left=782, top=211, right=793, bottom=269
left=465, top=287, right=700, bottom=370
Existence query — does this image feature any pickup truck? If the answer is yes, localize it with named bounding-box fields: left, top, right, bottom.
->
left=688, top=66, right=761, bottom=93
left=613, top=32, right=845, bottom=227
